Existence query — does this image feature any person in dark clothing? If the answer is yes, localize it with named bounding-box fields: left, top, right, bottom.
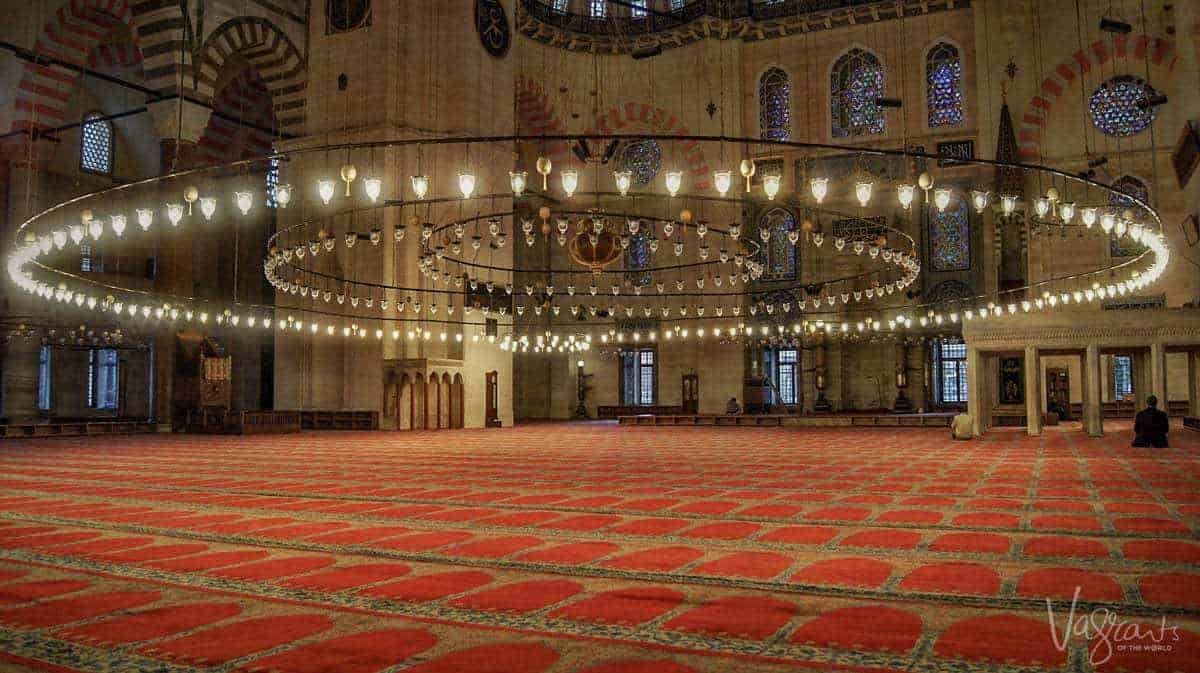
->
left=1132, top=395, right=1169, bottom=448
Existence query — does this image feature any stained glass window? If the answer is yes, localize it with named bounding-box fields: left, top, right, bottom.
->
left=777, top=349, right=798, bottom=405
left=88, top=348, right=119, bottom=410
left=758, top=67, right=790, bottom=141
left=630, top=0, right=647, bottom=17
left=1109, top=175, right=1149, bottom=258
left=589, top=0, right=606, bottom=18
left=80, top=112, right=112, bottom=175
left=621, top=140, right=661, bottom=185
left=37, top=346, right=51, bottom=411
left=552, top=0, right=567, bottom=12
left=1090, top=76, right=1158, bottom=137
left=926, top=42, right=964, bottom=127
left=831, top=48, right=885, bottom=138
left=760, top=208, right=796, bottom=280
left=671, top=0, right=684, bottom=9
left=625, top=231, right=651, bottom=286
left=265, top=158, right=280, bottom=208
left=930, top=197, right=970, bottom=271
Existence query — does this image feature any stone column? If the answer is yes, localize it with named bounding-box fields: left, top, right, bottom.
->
left=1150, top=341, right=1168, bottom=415
left=1188, top=351, right=1200, bottom=418
left=1025, top=345, right=1041, bottom=435
left=146, top=100, right=212, bottom=428
left=1085, top=344, right=1103, bottom=436
left=967, top=345, right=982, bottom=436
left=893, top=341, right=913, bottom=412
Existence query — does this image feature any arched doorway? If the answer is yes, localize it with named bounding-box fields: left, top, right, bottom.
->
left=452, top=374, right=465, bottom=428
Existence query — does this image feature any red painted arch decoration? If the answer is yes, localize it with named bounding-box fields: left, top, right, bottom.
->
left=9, top=0, right=143, bottom=136
left=515, top=75, right=712, bottom=190
left=1017, top=33, right=1176, bottom=160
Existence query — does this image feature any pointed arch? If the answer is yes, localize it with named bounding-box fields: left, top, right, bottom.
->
left=830, top=46, right=885, bottom=139
left=198, top=17, right=307, bottom=136
left=758, top=66, right=790, bottom=141
left=926, top=40, right=964, bottom=128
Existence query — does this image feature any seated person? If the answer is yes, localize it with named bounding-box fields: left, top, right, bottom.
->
left=725, top=397, right=741, bottom=415
left=951, top=412, right=973, bottom=440
left=1132, top=395, right=1169, bottom=448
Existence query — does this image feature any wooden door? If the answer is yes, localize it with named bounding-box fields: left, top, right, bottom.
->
left=485, top=371, right=500, bottom=427
left=681, top=374, right=699, bottom=414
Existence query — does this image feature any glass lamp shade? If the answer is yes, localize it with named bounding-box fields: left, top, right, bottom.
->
left=1000, top=194, right=1019, bottom=215
left=1080, top=207, right=1097, bottom=227
left=110, top=214, right=126, bottom=237
left=363, top=177, right=383, bottom=202
left=136, top=208, right=153, bottom=230
left=1033, top=197, right=1051, bottom=218
left=318, top=179, right=336, bottom=204
left=199, top=196, right=217, bottom=220
left=234, top=191, right=253, bottom=215
left=1058, top=201, right=1076, bottom=223
left=88, top=219, right=103, bottom=240
left=713, top=170, right=732, bottom=196
left=508, top=171, right=527, bottom=196
left=933, top=188, right=952, bottom=212
left=69, top=224, right=84, bottom=244
left=274, top=184, right=292, bottom=208
left=410, top=175, right=429, bottom=199
left=560, top=170, right=578, bottom=197
left=166, top=203, right=184, bottom=226
left=970, top=190, right=989, bottom=213
left=458, top=172, right=477, bottom=199
left=762, top=174, right=781, bottom=200
left=897, top=184, right=916, bottom=210
left=854, top=181, right=873, bottom=207
left=664, top=171, right=683, bottom=197
left=810, top=177, right=829, bottom=203
left=613, top=170, right=632, bottom=196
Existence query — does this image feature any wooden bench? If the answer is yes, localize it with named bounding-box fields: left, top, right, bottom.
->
left=1, top=420, right=157, bottom=439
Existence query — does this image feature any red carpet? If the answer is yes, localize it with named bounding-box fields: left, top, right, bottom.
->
left=0, top=422, right=1196, bottom=672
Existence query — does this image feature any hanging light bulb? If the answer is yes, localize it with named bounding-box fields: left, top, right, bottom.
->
left=1033, top=196, right=1051, bottom=218
left=971, top=190, right=990, bottom=213
left=1100, top=211, right=1116, bottom=233
left=613, top=170, right=632, bottom=196
left=810, top=176, right=829, bottom=203
left=37, top=234, right=52, bottom=254
left=1114, top=218, right=1128, bottom=237
left=1000, top=194, right=1018, bottom=215
left=509, top=171, right=527, bottom=197
left=536, top=156, right=552, bottom=189
left=713, top=170, right=732, bottom=197
left=854, top=181, right=873, bottom=207
left=318, top=179, right=336, bottom=205
left=664, top=170, right=683, bottom=197
left=933, top=187, right=952, bottom=212
left=363, top=177, right=383, bottom=202
left=762, top=174, right=781, bottom=200
left=166, top=203, right=184, bottom=226
left=560, top=169, right=579, bottom=197
left=1081, top=207, right=1097, bottom=228
left=110, top=214, right=126, bottom=237
left=88, top=218, right=103, bottom=240
left=458, top=172, right=477, bottom=199
left=199, top=196, right=216, bottom=220
left=274, top=184, right=292, bottom=208
left=234, top=191, right=253, bottom=215
left=739, top=159, right=755, bottom=191
left=410, top=175, right=429, bottom=200
left=136, top=208, right=153, bottom=230
left=897, top=184, right=916, bottom=210
left=52, top=229, right=67, bottom=249
left=69, top=224, right=84, bottom=244
left=1058, top=201, right=1076, bottom=223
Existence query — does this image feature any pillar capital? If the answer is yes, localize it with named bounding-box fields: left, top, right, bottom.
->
left=146, top=99, right=212, bottom=146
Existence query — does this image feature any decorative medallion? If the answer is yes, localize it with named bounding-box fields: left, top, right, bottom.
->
left=476, top=0, right=510, bottom=58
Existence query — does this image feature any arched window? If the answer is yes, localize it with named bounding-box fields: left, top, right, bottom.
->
left=1109, top=175, right=1150, bottom=258
left=930, top=196, right=970, bottom=271
left=80, top=112, right=113, bottom=175
left=926, top=42, right=964, bottom=127
left=620, top=139, right=661, bottom=185
left=758, top=67, right=790, bottom=141
left=760, top=208, right=797, bottom=280
left=831, top=48, right=885, bottom=138
left=1090, top=76, right=1158, bottom=137
left=625, top=231, right=651, bottom=286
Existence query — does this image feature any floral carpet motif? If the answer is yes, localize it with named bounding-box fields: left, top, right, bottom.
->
left=0, top=422, right=1196, bottom=672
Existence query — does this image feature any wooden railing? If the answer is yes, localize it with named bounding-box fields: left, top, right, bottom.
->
left=299, top=410, right=379, bottom=431
left=1, top=420, right=156, bottom=439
